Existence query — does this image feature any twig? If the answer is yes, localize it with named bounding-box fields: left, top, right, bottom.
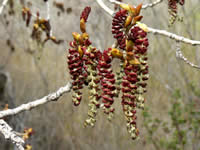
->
left=45, top=0, right=53, bottom=36
left=176, top=43, right=200, bottom=69
left=108, top=0, right=163, bottom=9
left=142, top=0, right=163, bottom=9
left=46, top=0, right=50, bottom=20
left=96, top=0, right=200, bottom=46
left=0, top=0, right=8, bottom=15
left=0, top=119, right=25, bottom=150
left=0, top=82, right=72, bottom=118
left=108, top=0, right=122, bottom=5
left=147, top=27, right=200, bottom=46
left=96, top=0, right=115, bottom=16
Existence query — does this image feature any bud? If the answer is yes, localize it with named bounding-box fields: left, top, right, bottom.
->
left=72, top=32, right=83, bottom=43
left=82, top=32, right=89, bottom=40
left=136, top=22, right=148, bottom=32
left=126, top=40, right=134, bottom=51
left=129, top=58, right=140, bottom=65
left=119, top=3, right=131, bottom=11
left=135, top=3, right=142, bottom=16
left=80, top=18, right=86, bottom=33
left=111, top=48, right=123, bottom=59
left=78, top=46, right=84, bottom=58
left=124, top=15, right=132, bottom=27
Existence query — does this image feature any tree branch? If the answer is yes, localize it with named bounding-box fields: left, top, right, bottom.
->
left=45, top=0, right=53, bottom=36
left=108, top=0, right=163, bottom=9
left=96, top=0, right=115, bottom=17
left=0, top=82, right=72, bottom=118
left=96, top=0, right=200, bottom=46
left=147, top=27, right=200, bottom=46
left=0, top=119, right=25, bottom=150
left=45, top=0, right=50, bottom=21
left=176, top=43, right=200, bottom=69
left=0, top=0, right=8, bottom=15
left=142, top=0, right=163, bottom=9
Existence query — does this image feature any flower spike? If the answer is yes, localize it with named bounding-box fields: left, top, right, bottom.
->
left=67, top=5, right=149, bottom=140
left=168, top=0, right=185, bottom=26
left=80, top=6, right=91, bottom=33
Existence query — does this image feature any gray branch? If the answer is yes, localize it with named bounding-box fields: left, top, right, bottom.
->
left=142, top=0, right=163, bottom=9
left=0, top=0, right=8, bottom=15
left=0, top=119, right=25, bottom=150
left=176, top=43, right=200, bottom=69
left=148, top=27, right=200, bottom=46
left=108, top=0, right=163, bottom=9
left=96, top=0, right=200, bottom=46
left=0, top=82, right=72, bottom=118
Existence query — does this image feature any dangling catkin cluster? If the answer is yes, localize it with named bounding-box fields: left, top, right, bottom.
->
left=128, top=26, right=149, bottom=109
left=84, top=46, right=101, bottom=127
left=67, top=4, right=149, bottom=140
left=68, top=43, right=84, bottom=106
left=98, top=48, right=116, bottom=120
left=111, top=3, right=149, bottom=139
left=112, top=9, right=128, bottom=50
left=168, top=0, right=185, bottom=26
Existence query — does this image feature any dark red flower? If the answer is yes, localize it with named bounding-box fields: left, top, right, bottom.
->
left=112, top=9, right=128, bottom=50
left=80, top=6, right=91, bottom=22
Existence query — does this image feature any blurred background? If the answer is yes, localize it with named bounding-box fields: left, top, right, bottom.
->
left=0, top=0, right=200, bottom=149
